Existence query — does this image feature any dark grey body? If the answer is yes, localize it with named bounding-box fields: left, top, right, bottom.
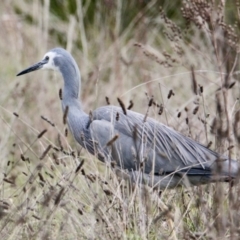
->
left=67, top=101, right=238, bottom=188
left=17, top=48, right=239, bottom=189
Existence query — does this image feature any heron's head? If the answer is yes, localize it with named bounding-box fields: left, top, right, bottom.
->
left=16, top=48, right=74, bottom=76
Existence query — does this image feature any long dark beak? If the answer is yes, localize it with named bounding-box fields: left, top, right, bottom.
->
left=16, top=58, right=48, bottom=76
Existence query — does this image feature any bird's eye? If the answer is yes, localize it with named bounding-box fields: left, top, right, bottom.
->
left=45, top=56, right=49, bottom=61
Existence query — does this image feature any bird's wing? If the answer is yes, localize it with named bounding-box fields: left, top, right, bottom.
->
left=90, top=105, right=226, bottom=175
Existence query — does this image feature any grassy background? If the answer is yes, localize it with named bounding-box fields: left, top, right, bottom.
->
left=0, top=0, right=240, bottom=239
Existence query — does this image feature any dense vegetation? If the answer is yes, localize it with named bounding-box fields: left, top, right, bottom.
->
left=0, top=0, right=240, bottom=239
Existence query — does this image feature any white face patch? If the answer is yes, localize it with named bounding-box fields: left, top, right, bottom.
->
left=42, top=51, right=60, bottom=71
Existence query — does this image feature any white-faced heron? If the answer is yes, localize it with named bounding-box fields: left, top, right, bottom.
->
left=16, top=48, right=239, bottom=189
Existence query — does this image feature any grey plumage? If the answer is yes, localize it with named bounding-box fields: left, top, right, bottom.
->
left=17, top=48, right=239, bottom=189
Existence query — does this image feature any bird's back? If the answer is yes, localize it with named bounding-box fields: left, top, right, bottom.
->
left=89, top=105, right=238, bottom=187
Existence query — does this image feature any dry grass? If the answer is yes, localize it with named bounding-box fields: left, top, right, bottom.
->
left=0, top=0, right=240, bottom=239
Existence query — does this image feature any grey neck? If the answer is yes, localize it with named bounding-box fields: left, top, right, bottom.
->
left=60, top=60, right=81, bottom=103
left=59, top=61, right=89, bottom=140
